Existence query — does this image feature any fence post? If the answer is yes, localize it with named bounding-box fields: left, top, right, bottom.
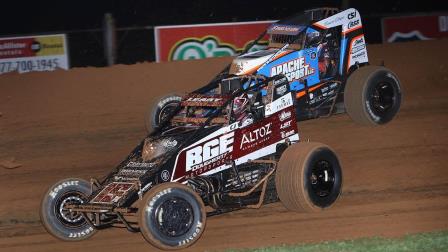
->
left=103, top=13, right=116, bottom=66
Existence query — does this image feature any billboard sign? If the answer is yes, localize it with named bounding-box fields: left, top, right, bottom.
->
left=154, top=21, right=274, bottom=62
left=382, top=14, right=448, bottom=43
left=0, top=34, right=69, bottom=74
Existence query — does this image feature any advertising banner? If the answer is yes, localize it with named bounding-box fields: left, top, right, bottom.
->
left=382, top=14, right=448, bottom=43
left=0, top=34, right=69, bottom=74
left=154, top=21, right=274, bottom=62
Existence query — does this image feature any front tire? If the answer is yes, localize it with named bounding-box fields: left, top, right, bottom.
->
left=344, top=66, right=402, bottom=125
left=40, top=178, right=96, bottom=241
left=138, top=183, right=206, bottom=250
left=275, top=142, right=343, bottom=212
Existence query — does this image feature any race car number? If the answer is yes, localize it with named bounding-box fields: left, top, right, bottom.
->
left=90, top=182, right=135, bottom=204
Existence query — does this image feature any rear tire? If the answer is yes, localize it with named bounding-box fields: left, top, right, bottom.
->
left=275, top=142, right=342, bottom=212
left=40, top=178, right=96, bottom=241
left=138, top=183, right=206, bottom=250
left=145, top=94, right=182, bottom=133
left=344, top=65, right=402, bottom=125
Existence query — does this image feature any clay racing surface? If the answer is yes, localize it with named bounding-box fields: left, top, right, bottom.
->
left=0, top=39, right=447, bottom=251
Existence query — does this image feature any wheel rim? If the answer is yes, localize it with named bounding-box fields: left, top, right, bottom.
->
left=310, top=160, right=335, bottom=198
left=158, top=103, right=178, bottom=125
left=370, top=81, right=395, bottom=116
left=55, top=192, right=86, bottom=227
left=155, top=196, right=194, bottom=237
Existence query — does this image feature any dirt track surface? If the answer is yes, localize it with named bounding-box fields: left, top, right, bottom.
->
left=0, top=39, right=447, bottom=251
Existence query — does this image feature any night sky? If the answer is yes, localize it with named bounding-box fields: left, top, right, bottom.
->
left=1, top=0, right=448, bottom=36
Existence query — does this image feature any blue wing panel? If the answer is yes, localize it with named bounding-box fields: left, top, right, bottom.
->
left=257, top=47, right=320, bottom=92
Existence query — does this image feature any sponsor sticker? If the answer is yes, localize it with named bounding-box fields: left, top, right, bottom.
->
left=186, top=132, right=234, bottom=172
left=280, top=120, right=292, bottom=130
left=265, top=93, right=293, bottom=116
left=240, top=123, right=272, bottom=150
left=126, top=161, right=154, bottom=168
left=270, top=57, right=315, bottom=82
left=161, top=170, right=170, bottom=181
left=279, top=110, right=292, bottom=121
left=281, top=130, right=295, bottom=138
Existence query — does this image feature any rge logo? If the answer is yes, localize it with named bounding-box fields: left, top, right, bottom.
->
left=186, top=132, right=234, bottom=172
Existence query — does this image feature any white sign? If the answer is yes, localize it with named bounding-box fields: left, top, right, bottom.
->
left=0, top=34, right=69, bottom=74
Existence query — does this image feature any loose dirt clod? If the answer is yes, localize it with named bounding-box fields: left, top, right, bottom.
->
left=0, top=158, right=22, bottom=169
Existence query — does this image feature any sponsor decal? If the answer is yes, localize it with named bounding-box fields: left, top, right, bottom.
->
left=322, top=16, right=345, bottom=27
left=116, top=163, right=153, bottom=180
left=116, top=168, right=147, bottom=180
left=186, top=97, right=222, bottom=103
left=348, top=35, right=368, bottom=67
left=186, top=132, right=234, bottom=172
left=348, top=19, right=360, bottom=29
left=161, top=139, right=178, bottom=148
left=352, top=51, right=366, bottom=60
left=113, top=176, right=140, bottom=181
left=126, top=161, right=154, bottom=168
left=269, top=25, right=302, bottom=34
left=240, top=123, right=272, bottom=149
left=161, top=170, right=170, bottom=181
left=270, top=57, right=315, bottom=82
left=280, top=120, right=292, bottom=130
left=281, top=130, right=295, bottom=138
left=182, top=94, right=229, bottom=107
left=353, top=36, right=364, bottom=47
left=275, top=84, right=288, bottom=96
left=351, top=37, right=366, bottom=54
left=49, top=180, right=79, bottom=199
left=265, top=93, right=293, bottom=116
left=229, top=121, right=239, bottom=131
left=118, top=168, right=147, bottom=177
left=90, top=182, right=135, bottom=204
left=279, top=110, right=292, bottom=121
left=348, top=11, right=357, bottom=20
left=273, top=76, right=288, bottom=85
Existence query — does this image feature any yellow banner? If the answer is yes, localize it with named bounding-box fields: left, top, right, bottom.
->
left=35, top=35, right=65, bottom=56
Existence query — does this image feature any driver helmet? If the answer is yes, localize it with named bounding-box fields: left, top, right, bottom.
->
left=233, top=94, right=249, bottom=116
